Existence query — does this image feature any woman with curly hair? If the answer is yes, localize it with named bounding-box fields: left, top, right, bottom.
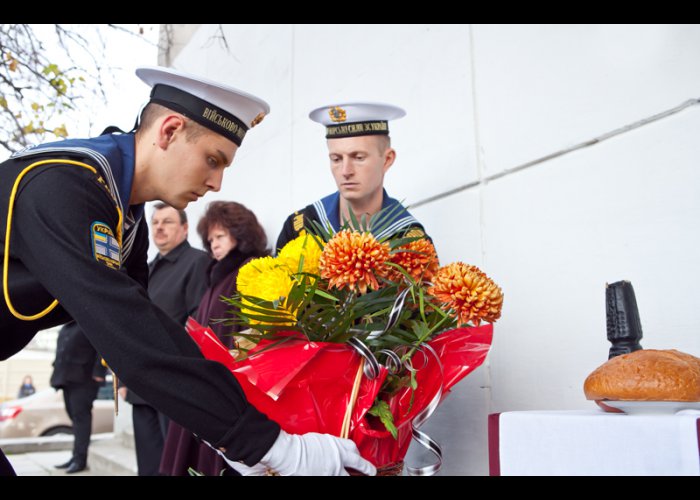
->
left=160, top=201, right=270, bottom=476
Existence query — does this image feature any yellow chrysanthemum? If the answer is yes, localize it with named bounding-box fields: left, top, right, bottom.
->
left=387, top=238, right=440, bottom=283
left=428, top=262, right=503, bottom=326
left=236, top=256, right=296, bottom=324
left=277, top=232, right=323, bottom=278
left=319, top=229, right=390, bottom=295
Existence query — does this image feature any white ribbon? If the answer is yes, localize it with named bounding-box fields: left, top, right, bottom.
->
left=348, top=288, right=444, bottom=475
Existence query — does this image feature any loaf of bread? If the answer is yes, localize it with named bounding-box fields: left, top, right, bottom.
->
left=584, top=349, right=700, bottom=402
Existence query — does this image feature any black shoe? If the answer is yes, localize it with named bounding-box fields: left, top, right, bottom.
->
left=54, top=459, right=74, bottom=469
left=65, top=462, right=88, bottom=474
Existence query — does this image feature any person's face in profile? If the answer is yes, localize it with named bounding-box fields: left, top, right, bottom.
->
left=207, top=224, right=237, bottom=261
left=154, top=116, right=239, bottom=210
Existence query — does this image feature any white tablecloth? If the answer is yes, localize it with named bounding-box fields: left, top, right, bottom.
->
left=497, top=409, right=700, bottom=476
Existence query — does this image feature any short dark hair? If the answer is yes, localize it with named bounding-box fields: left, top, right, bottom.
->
left=197, top=201, right=270, bottom=257
left=153, top=202, right=187, bottom=225
left=136, top=102, right=209, bottom=143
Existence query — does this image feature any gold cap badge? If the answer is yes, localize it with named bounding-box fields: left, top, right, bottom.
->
left=329, top=106, right=347, bottom=123
left=250, top=112, right=265, bottom=128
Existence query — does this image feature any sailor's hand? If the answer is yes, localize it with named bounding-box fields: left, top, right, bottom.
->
left=258, top=430, right=377, bottom=476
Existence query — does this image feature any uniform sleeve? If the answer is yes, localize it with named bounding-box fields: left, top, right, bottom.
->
left=274, top=213, right=297, bottom=256
left=11, top=167, right=279, bottom=465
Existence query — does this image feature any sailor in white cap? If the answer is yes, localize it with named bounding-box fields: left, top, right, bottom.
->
left=0, top=67, right=375, bottom=477
left=276, top=102, right=430, bottom=251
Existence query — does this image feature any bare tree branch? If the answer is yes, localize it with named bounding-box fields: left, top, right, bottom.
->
left=0, top=24, right=152, bottom=154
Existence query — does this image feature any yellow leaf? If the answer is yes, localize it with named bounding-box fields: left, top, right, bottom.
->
left=53, top=124, right=68, bottom=138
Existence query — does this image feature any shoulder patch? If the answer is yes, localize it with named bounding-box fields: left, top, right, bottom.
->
left=293, top=213, right=305, bottom=232
left=91, top=221, right=121, bottom=269
left=405, top=228, right=425, bottom=238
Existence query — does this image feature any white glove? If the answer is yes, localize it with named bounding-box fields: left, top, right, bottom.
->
left=259, top=430, right=377, bottom=476
left=215, top=430, right=376, bottom=476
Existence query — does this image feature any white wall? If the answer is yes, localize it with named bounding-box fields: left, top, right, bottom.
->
left=166, top=24, right=700, bottom=475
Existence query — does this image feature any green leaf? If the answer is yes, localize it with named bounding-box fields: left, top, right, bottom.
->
left=346, top=206, right=362, bottom=231
left=409, top=369, right=418, bottom=390
left=388, top=236, right=423, bottom=249
left=367, top=203, right=408, bottom=240
left=418, top=288, right=427, bottom=323
left=368, top=400, right=398, bottom=439
left=411, top=321, right=431, bottom=340
left=313, top=288, right=339, bottom=301
left=42, top=63, right=59, bottom=76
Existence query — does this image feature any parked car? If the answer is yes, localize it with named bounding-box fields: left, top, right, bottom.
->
left=0, top=379, right=115, bottom=438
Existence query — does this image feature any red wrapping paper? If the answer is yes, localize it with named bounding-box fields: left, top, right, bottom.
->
left=186, top=317, right=492, bottom=468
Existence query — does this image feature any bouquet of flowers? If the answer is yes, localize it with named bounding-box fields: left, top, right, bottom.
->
left=186, top=210, right=503, bottom=475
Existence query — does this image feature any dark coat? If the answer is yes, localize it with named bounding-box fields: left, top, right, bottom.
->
left=194, top=250, right=251, bottom=348
left=125, top=241, right=210, bottom=406
left=50, top=321, right=106, bottom=388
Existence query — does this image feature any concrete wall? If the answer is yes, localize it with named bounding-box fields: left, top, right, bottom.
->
left=162, top=24, right=700, bottom=475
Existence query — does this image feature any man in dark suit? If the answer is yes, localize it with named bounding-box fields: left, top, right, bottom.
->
left=119, top=203, right=210, bottom=475
left=50, top=321, right=107, bottom=473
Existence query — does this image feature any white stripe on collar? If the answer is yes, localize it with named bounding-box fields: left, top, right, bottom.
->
left=11, top=146, right=124, bottom=214
left=312, top=199, right=332, bottom=232
left=11, top=145, right=142, bottom=264
left=374, top=215, right=419, bottom=240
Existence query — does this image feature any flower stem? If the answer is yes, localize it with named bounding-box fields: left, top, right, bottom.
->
left=404, top=313, right=452, bottom=360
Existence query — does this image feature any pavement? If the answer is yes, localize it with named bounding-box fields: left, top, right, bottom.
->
left=3, top=433, right=137, bottom=476
left=7, top=449, right=88, bottom=476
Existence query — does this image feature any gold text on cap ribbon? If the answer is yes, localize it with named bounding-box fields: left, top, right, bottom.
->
left=202, top=107, right=246, bottom=141
left=326, top=121, right=388, bottom=136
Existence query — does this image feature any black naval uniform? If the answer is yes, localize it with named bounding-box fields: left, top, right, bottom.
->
left=0, top=134, right=279, bottom=475
left=127, top=240, right=210, bottom=476
left=276, top=188, right=430, bottom=253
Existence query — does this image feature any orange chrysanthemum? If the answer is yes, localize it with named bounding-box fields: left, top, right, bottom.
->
left=428, top=262, right=503, bottom=326
left=319, top=229, right=391, bottom=294
left=387, top=238, right=440, bottom=283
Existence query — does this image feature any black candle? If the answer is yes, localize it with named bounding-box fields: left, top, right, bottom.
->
left=606, top=280, right=644, bottom=359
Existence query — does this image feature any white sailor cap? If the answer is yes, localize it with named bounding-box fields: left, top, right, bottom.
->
left=136, top=66, right=270, bottom=146
left=308, top=102, right=405, bottom=139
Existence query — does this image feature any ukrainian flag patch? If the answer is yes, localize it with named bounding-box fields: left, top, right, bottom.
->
left=91, top=221, right=121, bottom=269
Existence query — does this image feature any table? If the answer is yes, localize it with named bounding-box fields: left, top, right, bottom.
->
left=488, top=409, right=700, bottom=475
